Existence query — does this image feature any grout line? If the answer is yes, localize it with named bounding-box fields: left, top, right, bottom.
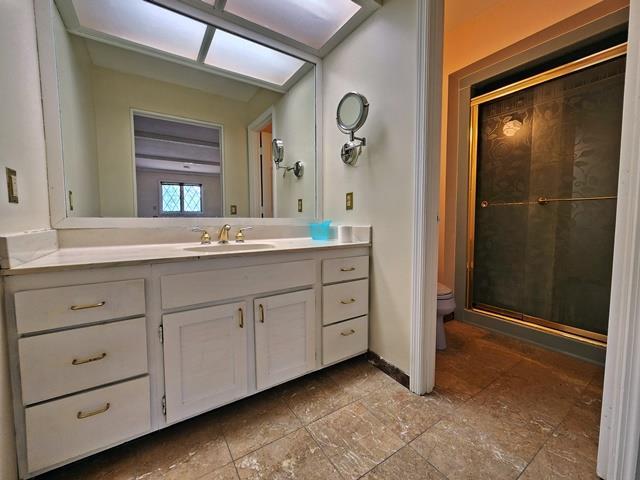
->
left=303, top=423, right=347, bottom=480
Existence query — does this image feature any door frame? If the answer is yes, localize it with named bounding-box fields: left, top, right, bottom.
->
left=409, top=0, right=444, bottom=395
left=247, top=107, right=276, bottom=217
left=598, top=1, right=640, bottom=478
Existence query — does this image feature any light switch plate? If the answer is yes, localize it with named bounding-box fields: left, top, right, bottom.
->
left=298, top=198, right=303, bottom=212
left=346, top=192, right=354, bottom=210
left=6, top=168, right=18, bottom=203
left=230, top=205, right=237, bottom=215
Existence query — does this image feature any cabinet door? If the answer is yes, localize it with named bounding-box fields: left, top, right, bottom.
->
left=163, top=302, right=248, bottom=423
left=254, top=289, right=316, bottom=390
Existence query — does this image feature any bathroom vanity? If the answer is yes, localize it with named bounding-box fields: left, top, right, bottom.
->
left=2, top=239, right=370, bottom=477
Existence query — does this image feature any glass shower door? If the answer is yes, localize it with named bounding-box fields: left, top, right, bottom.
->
left=469, top=47, right=626, bottom=343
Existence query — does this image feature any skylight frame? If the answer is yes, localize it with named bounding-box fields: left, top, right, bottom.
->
left=54, top=0, right=318, bottom=92
left=172, top=0, right=383, bottom=58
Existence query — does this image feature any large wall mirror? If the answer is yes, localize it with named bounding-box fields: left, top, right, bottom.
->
left=40, top=0, right=318, bottom=224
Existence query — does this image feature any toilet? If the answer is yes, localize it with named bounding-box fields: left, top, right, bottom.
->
left=436, top=283, right=455, bottom=350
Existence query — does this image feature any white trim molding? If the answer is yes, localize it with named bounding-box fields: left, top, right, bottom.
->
left=598, top=1, right=640, bottom=478
left=409, top=0, right=444, bottom=395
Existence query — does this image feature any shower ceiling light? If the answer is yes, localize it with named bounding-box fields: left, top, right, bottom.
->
left=503, top=119, right=522, bottom=137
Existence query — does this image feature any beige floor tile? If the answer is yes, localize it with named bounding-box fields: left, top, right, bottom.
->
left=218, top=392, right=302, bottom=460
left=200, top=463, right=240, bottom=480
left=278, top=370, right=359, bottom=424
left=326, top=357, right=397, bottom=396
left=307, top=401, right=404, bottom=480
left=234, top=428, right=341, bottom=480
left=410, top=416, right=528, bottom=480
left=520, top=430, right=600, bottom=480
left=435, top=342, right=522, bottom=400
left=361, top=445, right=446, bottom=480
left=360, top=380, right=448, bottom=442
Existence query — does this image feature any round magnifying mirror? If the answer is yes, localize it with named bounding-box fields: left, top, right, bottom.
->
left=337, top=92, right=369, bottom=134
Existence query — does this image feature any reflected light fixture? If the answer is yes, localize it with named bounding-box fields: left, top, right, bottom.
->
left=503, top=119, right=522, bottom=137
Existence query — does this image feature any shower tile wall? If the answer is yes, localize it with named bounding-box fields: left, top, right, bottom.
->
left=472, top=55, right=625, bottom=338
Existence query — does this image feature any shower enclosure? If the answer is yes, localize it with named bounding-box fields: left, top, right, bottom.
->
left=467, top=45, right=626, bottom=344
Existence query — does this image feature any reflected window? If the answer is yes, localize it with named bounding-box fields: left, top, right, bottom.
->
left=161, top=182, right=203, bottom=215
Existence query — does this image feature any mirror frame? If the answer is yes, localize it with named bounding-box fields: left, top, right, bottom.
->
left=34, top=0, right=324, bottom=228
left=336, top=91, right=369, bottom=134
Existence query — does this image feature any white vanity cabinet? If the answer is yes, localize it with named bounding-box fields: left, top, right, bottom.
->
left=162, top=302, right=248, bottom=424
left=3, top=246, right=370, bottom=478
left=254, top=289, right=316, bottom=390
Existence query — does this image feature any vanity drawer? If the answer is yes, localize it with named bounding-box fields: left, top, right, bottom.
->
left=323, top=316, right=368, bottom=365
left=18, top=317, right=148, bottom=405
left=15, top=279, right=146, bottom=334
left=25, top=376, right=150, bottom=473
left=322, top=279, right=369, bottom=326
left=322, top=255, right=369, bottom=284
left=161, top=260, right=315, bottom=309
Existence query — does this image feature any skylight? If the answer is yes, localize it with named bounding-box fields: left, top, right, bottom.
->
left=69, top=0, right=309, bottom=87
left=72, top=0, right=207, bottom=60
left=205, top=30, right=305, bottom=86
left=223, top=0, right=361, bottom=49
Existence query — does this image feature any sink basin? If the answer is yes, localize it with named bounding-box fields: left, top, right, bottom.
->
left=184, top=243, right=276, bottom=253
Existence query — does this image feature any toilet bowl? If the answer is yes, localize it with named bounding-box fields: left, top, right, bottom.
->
left=436, top=283, right=455, bottom=350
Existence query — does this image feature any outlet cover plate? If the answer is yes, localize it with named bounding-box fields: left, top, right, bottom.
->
left=6, top=168, right=18, bottom=203
left=346, top=192, right=354, bottom=210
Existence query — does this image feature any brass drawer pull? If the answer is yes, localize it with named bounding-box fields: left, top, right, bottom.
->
left=238, top=308, right=244, bottom=328
left=72, top=352, right=107, bottom=366
left=258, top=304, right=265, bottom=323
left=340, top=267, right=356, bottom=272
left=70, top=301, right=106, bottom=311
left=77, top=402, right=110, bottom=419
left=340, top=298, right=356, bottom=305
left=341, top=329, right=356, bottom=336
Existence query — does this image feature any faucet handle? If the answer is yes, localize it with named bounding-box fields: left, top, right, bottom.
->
left=191, top=227, right=211, bottom=244
left=235, top=226, right=253, bottom=243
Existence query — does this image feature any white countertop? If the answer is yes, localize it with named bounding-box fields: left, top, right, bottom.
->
left=1, top=237, right=371, bottom=275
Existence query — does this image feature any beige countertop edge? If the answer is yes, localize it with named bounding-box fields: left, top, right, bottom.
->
left=1, top=240, right=371, bottom=276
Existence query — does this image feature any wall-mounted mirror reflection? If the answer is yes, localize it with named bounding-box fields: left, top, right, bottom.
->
left=53, top=0, right=316, bottom=219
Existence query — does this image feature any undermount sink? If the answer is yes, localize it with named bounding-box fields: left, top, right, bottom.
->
left=184, top=243, right=276, bottom=253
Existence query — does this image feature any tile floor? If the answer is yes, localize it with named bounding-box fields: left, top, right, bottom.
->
left=38, top=320, right=604, bottom=480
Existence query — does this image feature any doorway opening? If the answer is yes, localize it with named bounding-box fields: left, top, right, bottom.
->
left=133, top=112, right=224, bottom=217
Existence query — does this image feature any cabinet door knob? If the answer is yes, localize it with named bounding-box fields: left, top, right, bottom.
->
left=340, top=298, right=356, bottom=305
left=258, top=304, right=265, bottom=323
left=70, top=301, right=106, bottom=311
left=238, top=307, right=244, bottom=328
left=72, top=352, right=107, bottom=366
left=77, top=402, right=110, bottom=419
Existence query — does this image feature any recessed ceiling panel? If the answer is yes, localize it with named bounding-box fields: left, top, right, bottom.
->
left=205, top=30, right=305, bottom=86
left=72, top=0, right=207, bottom=60
left=223, top=0, right=361, bottom=49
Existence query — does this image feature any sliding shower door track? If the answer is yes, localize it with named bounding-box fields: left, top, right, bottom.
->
left=470, top=303, right=607, bottom=347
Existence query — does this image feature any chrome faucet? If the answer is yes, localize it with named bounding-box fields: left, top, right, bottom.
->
left=192, top=227, right=211, bottom=244
left=217, top=224, right=232, bottom=244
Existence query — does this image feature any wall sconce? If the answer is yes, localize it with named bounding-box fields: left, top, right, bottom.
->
left=337, top=92, right=369, bottom=166
left=271, top=138, right=303, bottom=178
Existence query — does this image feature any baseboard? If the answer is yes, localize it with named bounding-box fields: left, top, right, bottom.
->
left=366, top=351, right=410, bottom=388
